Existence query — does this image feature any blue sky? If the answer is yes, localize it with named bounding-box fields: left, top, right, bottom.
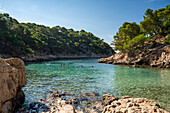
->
left=0, top=0, right=169, bottom=45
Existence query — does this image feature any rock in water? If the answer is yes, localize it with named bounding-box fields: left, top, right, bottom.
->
left=0, top=58, right=27, bottom=113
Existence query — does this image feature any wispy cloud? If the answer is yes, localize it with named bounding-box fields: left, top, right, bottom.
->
left=149, top=0, right=155, bottom=2
left=0, top=6, right=8, bottom=13
left=148, top=0, right=162, bottom=2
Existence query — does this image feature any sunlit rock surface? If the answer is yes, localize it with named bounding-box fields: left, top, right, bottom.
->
left=16, top=90, right=169, bottom=113
left=0, top=58, right=27, bottom=113
left=102, top=94, right=169, bottom=113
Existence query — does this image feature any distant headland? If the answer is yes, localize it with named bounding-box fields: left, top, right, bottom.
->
left=98, top=5, right=170, bottom=68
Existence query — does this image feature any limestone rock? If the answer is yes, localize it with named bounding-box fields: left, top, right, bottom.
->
left=0, top=58, right=27, bottom=113
left=59, top=104, right=75, bottom=113
left=16, top=91, right=169, bottom=113
left=102, top=94, right=169, bottom=113
left=102, top=94, right=119, bottom=106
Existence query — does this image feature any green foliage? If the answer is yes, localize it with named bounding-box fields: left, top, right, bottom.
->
left=112, top=22, right=140, bottom=51
left=0, top=13, right=113, bottom=55
left=140, top=5, right=170, bottom=35
left=25, top=47, right=35, bottom=54
left=74, top=42, right=79, bottom=46
left=112, top=5, right=170, bottom=51
left=124, top=34, right=146, bottom=50
left=12, top=39, right=25, bottom=47
left=165, top=34, right=170, bottom=44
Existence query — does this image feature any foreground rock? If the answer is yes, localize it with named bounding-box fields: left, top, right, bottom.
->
left=0, top=58, right=27, bottom=113
left=16, top=90, right=104, bottom=113
left=98, top=35, right=170, bottom=68
left=16, top=91, right=169, bottom=113
left=102, top=95, right=169, bottom=113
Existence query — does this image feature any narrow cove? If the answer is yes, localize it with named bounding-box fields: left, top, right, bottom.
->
left=23, top=58, right=170, bottom=111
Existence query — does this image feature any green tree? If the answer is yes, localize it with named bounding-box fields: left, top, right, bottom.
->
left=140, top=5, right=170, bottom=36
left=112, top=22, right=140, bottom=51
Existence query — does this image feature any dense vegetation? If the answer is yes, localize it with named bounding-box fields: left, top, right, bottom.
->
left=0, top=13, right=114, bottom=57
left=112, top=5, right=170, bottom=51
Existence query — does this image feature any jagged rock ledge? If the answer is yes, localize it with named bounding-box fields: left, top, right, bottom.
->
left=0, top=58, right=27, bottom=113
left=0, top=53, right=112, bottom=62
left=98, top=36, right=170, bottom=68
left=16, top=90, right=169, bottom=113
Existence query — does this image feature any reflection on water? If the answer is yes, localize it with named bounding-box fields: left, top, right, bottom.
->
left=23, top=58, right=170, bottom=111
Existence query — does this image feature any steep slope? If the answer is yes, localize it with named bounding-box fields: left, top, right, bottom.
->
left=98, top=35, right=170, bottom=68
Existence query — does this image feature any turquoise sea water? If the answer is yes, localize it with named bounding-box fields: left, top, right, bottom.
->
left=24, top=58, right=170, bottom=111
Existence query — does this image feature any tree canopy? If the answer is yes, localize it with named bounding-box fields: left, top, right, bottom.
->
left=112, top=5, right=170, bottom=51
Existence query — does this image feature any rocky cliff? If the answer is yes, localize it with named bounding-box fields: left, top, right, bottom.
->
left=98, top=36, right=170, bottom=68
left=0, top=58, right=27, bottom=113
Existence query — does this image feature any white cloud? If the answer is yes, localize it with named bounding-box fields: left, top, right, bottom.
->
left=0, top=7, right=8, bottom=13
left=148, top=0, right=162, bottom=2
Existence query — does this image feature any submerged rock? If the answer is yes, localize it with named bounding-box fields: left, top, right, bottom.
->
left=0, top=58, right=27, bottom=113
left=81, top=91, right=100, bottom=97
left=17, top=90, right=104, bottom=113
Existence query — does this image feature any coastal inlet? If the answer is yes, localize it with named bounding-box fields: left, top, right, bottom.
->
left=23, top=58, right=170, bottom=111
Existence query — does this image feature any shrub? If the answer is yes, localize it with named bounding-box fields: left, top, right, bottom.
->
left=25, top=47, right=34, bottom=54
left=165, top=34, right=170, bottom=44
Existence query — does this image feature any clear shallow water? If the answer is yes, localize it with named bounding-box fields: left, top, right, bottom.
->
left=23, top=58, right=170, bottom=111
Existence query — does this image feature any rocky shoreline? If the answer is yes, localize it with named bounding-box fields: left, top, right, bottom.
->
left=0, top=53, right=110, bottom=63
left=16, top=90, right=169, bottom=113
left=0, top=58, right=169, bottom=113
left=98, top=36, right=170, bottom=68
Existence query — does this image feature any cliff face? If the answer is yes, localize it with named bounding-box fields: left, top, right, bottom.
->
left=98, top=36, right=170, bottom=68
left=0, top=58, right=27, bottom=113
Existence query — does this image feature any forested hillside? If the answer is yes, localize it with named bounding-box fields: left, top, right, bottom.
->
left=0, top=13, right=114, bottom=60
